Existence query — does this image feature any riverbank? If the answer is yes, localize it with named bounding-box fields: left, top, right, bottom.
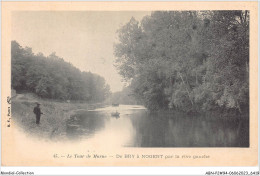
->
left=11, top=93, right=105, bottom=141
left=153, top=106, right=249, bottom=121
left=11, top=92, right=248, bottom=142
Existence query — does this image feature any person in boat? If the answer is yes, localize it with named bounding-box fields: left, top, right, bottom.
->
left=33, top=103, right=43, bottom=125
left=111, top=111, right=120, bottom=117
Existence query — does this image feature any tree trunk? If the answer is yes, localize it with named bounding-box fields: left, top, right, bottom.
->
left=236, top=100, right=242, bottom=114
left=196, top=71, right=198, bottom=85
left=178, top=72, right=194, bottom=106
left=246, top=61, right=249, bottom=73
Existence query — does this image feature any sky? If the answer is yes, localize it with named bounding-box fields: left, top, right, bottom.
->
left=12, top=11, right=151, bottom=92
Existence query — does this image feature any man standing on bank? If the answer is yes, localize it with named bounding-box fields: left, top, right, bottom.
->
left=33, top=103, right=43, bottom=125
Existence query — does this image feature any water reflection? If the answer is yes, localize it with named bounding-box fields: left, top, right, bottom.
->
left=66, top=105, right=249, bottom=147
left=66, top=111, right=106, bottom=139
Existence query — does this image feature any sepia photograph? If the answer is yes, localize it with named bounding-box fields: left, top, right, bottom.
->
left=1, top=1, right=258, bottom=170
left=11, top=10, right=249, bottom=147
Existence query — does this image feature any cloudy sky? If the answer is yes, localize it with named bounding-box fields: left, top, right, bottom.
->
left=12, top=11, right=151, bottom=92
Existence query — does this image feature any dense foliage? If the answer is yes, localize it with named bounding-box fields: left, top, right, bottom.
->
left=12, top=41, right=111, bottom=102
left=114, top=11, right=249, bottom=113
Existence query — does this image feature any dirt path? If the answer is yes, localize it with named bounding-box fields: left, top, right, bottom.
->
left=11, top=93, right=103, bottom=141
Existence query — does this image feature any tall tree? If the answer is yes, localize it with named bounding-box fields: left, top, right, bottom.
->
left=114, top=11, right=249, bottom=113
left=11, top=41, right=111, bottom=102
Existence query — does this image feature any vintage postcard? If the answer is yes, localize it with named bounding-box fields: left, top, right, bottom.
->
left=1, top=1, right=258, bottom=167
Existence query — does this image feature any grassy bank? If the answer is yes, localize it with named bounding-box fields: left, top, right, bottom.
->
left=11, top=93, right=104, bottom=141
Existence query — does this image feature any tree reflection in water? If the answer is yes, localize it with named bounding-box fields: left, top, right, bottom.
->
left=66, top=105, right=249, bottom=147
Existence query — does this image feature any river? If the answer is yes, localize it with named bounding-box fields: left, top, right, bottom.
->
left=66, top=105, right=249, bottom=147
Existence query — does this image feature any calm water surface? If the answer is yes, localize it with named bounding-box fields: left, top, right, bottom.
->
left=66, top=105, right=249, bottom=147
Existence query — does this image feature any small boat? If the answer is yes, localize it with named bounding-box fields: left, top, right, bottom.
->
left=111, top=111, right=120, bottom=117
left=66, top=123, right=80, bottom=129
left=112, top=103, right=119, bottom=107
